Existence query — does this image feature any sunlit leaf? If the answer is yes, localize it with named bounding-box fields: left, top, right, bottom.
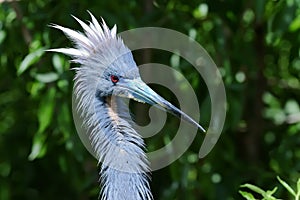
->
left=264, top=187, right=278, bottom=199
left=29, top=81, right=45, bottom=97
left=35, top=72, right=59, bottom=83
left=17, top=48, right=45, bottom=76
left=0, top=30, right=6, bottom=44
left=239, top=190, right=256, bottom=200
left=277, top=176, right=296, bottom=197
left=28, top=131, right=47, bottom=161
left=170, top=52, right=180, bottom=69
left=52, top=54, right=64, bottom=74
left=240, top=183, right=266, bottom=195
left=289, top=15, right=300, bottom=32
left=193, top=3, right=208, bottom=19
left=284, top=99, right=300, bottom=115
left=297, top=178, right=300, bottom=198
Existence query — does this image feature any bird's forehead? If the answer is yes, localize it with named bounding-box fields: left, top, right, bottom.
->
left=105, top=51, right=139, bottom=78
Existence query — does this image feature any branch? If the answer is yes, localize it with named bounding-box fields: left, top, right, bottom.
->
left=10, top=1, right=32, bottom=45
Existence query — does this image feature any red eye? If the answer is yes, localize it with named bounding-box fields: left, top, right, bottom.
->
left=110, top=75, right=119, bottom=83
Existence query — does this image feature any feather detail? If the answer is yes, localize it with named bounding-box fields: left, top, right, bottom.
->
left=46, top=48, right=86, bottom=57
left=49, top=24, right=93, bottom=49
left=94, top=96, right=153, bottom=200
left=49, top=12, right=125, bottom=63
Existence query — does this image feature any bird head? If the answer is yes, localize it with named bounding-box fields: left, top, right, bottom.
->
left=49, top=12, right=205, bottom=133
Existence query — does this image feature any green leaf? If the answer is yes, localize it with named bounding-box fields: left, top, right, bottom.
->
left=193, top=3, right=208, bottom=19
left=240, top=183, right=278, bottom=200
left=35, top=72, right=59, bottom=83
left=0, top=30, right=6, bottom=44
left=17, top=48, right=45, bottom=76
left=57, top=80, right=69, bottom=93
left=29, top=82, right=45, bottom=97
left=170, top=52, right=180, bottom=69
left=52, top=54, right=64, bottom=74
left=296, top=178, right=300, bottom=200
left=239, top=190, right=256, bottom=200
left=264, top=187, right=278, bottom=200
left=57, top=102, right=71, bottom=141
left=289, top=15, right=300, bottom=32
left=297, top=178, right=300, bottom=195
left=28, top=131, right=47, bottom=161
left=284, top=99, right=300, bottom=115
left=277, top=176, right=296, bottom=197
left=28, top=87, right=56, bottom=160
left=240, top=183, right=266, bottom=195
left=37, top=87, right=56, bottom=134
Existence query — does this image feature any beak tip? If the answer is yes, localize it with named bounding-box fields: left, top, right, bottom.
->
left=200, top=126, right=206, bottom=133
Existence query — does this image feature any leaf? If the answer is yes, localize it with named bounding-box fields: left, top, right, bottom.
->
left=17, top=48, right=45, bottom=76
left=28, top=131, right=47, bottom=161
left=240, top=183, right=278, bottom=200
left=170, top=52, right=180, bottom=69
left=240, top=183, right=266, bottom=195
left=192, top=3, right=208, bottom=20
left=277, top=176, right=296, bottom=197
left=297, top=178, right=300, bottom=197
left=57, top=80, right=69, bottom=93
left=28, top=87, right=56, bottom=160
left=37, top=87, right=56, bottom=134
left=52, top=54, right=64, bottom=74
left=289, top=15, right=300, bottom=32
left=0, top=30, right=6, bottom=44
left=35, top=72, right=59, bottom=83
left=57, top=102, right=71, bottom=141
left=264, top=187, right=278, bottom=200
left=239, top=190, right=256, bottom=200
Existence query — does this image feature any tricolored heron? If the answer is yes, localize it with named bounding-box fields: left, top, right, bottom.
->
left=49, top=12, right=204, bottom=200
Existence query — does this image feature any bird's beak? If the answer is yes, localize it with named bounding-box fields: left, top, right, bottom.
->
left=116, top=78, right=205, bottom=132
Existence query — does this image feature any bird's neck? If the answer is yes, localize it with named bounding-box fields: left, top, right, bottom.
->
left=94, top=95, right=153, bottom=200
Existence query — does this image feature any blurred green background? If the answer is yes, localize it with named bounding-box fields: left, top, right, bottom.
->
left=0, top=0, right=300, bottom=199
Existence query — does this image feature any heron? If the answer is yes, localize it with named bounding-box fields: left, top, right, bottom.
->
left=49, top=12, right=205, bottom=200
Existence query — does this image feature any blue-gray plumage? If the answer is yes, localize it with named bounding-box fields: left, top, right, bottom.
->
left=49, top=12, right=205, bottom=200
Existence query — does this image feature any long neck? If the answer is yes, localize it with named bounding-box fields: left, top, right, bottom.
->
left=94, top=95, right=153, bottom=200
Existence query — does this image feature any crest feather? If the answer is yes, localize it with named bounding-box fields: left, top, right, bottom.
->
left=49, top=13, right=118, bottom=59
left=47, top=48, right=85, bottom=57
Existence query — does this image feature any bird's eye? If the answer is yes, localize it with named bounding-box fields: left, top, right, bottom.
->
left=110, top=75, right=119, bottom=84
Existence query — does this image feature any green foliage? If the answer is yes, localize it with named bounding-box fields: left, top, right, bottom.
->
left=239, top=176, right=300, bottom=200
left=0, top=0, right=300, bottom=199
